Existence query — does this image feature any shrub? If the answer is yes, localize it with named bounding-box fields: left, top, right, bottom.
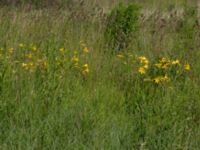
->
left=105, top=3, right=141, bottom=51
left=175, top=4, right=198, bottom=52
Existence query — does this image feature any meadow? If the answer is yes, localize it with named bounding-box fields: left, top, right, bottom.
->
left=0, top=0, right=200, bottom=149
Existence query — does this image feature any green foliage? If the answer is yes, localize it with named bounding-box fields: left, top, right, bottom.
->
left=174, top=4, right=198, bottom=52
left=105, top=3, right=141, bottom=51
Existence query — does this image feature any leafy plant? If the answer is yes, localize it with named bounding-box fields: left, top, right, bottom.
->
left=105, top=3, right=141, bottom=51
left=175, top=4, right=198, bottom=52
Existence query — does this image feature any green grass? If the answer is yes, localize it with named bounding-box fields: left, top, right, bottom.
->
left=0, top=2, right=200, bottom=150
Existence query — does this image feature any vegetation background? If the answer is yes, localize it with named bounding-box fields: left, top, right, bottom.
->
left=0, top=0, right=200, bottom=149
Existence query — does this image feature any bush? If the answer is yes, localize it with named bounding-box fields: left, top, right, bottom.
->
left=175, top=4, right=198, bottom=51
left=105, top=3, right=141, bottom=51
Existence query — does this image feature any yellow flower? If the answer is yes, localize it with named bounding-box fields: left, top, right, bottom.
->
left=59, top=48, right=65, bottom=54
left=22, top=63, right=28, bottom=70
left=28, top=62, right=35, bottom=72
left=144, top=59, right=149, bottom=64
left=32, top=46, right=37, bottom=52
left=19, top=43, right=24, bottom=48
left=155, top=63, right=162, bottom=68
left=143, top=64, right=149, bottom=69
left=71, top=56, right=79, bottom=63
left=138, top=67, right=146, bottom=74
left=155, top=63, right=169, bottom=69
left=138, top=56, right=147, bottom=61
left=161, top=63, right=170, bottom=69
left=184, top=63, right=190, bottom=71
left=163, top=74, right=170, bottom=81
left=82, top=68, right=89, bottom=74
left=44, top=61, right=47, bottom=68
left=28, top=62, right=34, bottom=67
left=153, top=75, right=170, bottom=84
left=22, top=63, right=26, bottom=67
left=138, top=56, right=148, bottom=64
left=159, top=57, right=169, bottom=63
left=26, top=53, right=33, bottom=59
left=83, top=64, right=89, bottom=69
left=83, top=47, right=89, bottom=53
left=153, top=76, right=162, bottom=84
left=171, top=60, right=180, bottom=65
left=82, top=64, right=89, bottom=75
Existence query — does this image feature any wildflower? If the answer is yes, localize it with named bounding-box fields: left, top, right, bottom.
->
left=28, top=62, right=35, bottom=72
left=83, top=68, right=89, bottom=74
left=138, top=56, right=147, bottom=61
left=144, top=59, right=149, bottom=64
left=43, top=60, right=47, bottom=68
left=153, top=76, right=162, bottom=84
left=71, top=56, right=79, bottom=63
left=22, top=62, right=27, bottom=67
left=59, top=48, right=65, bottom=54
left=83, top=47, right=89, bottom=53
left=143, top=64, right=149, bottom=69
left=138, top=56, right=148, bottom=64
left=138, top=67, right=146, bottom=74
left=32, top=46, right=37, bottom=52
left=159, top=57, right=169, bottom=63
left=82, top=64, right=89, bottom=75
left=28, top=62, right=34, bottom=67
left=171, top=60, right=180, bottom=65
left=184, top=63, right=190, bottom=71
left=161, top=63, right=170, bottom=69
left=153, top=75, right=170, bottom=84
left=83, top=64, right=88, bottom=69
left=155, top=63, right=162, bottom=68
left=155, top=62, right=170, bottom=69
left=19, top=43, right=24, bottom=48
left=22, top=63, right=29, bottom=70
left=163, top=74, right=170, bottom=81
left=26, top=53, right=33, bottom=59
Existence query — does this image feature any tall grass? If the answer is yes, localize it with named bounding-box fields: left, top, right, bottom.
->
left=0, top=1, right=200, bottom=149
